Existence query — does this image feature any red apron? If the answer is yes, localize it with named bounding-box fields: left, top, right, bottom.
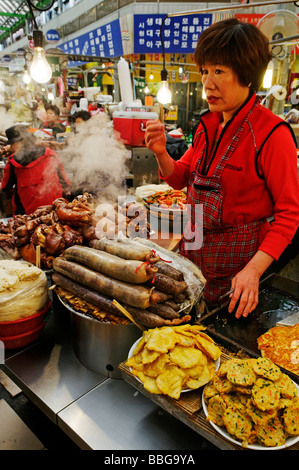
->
left=180, top=101, right=266, bottom=305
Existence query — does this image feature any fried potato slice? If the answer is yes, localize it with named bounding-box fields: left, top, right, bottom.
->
left=175, top=334, right=195, bottom=347
left=146, top=327, right=177, bottom=353
left=141, top=347, right=160, bottom=364
left=182, top=363, right=205, bottom=380
left=186, top=365, right=211, bottom=389
left=133, top=337, right=145, bottom=355
left=143, top=353, right=169, bottom=377
left=126, top=352, right=144, bottom=371
left=169, top=345, right=206, bottom=369
left=195, top=335, right=221, bottom=361
left=132, top=370, right=161, bottom=394
left=156, top=364, right=187, bottom=399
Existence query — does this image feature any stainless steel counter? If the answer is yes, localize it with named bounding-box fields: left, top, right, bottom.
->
left=1, top=300, right=215, bottom=450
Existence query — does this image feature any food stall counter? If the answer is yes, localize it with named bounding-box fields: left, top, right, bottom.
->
left=1, top=288, right=215, bottom=451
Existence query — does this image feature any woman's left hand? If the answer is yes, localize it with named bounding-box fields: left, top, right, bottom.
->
left=228, top=250, right=274, bottom=319
left=228, top=266, right=260, bottom=318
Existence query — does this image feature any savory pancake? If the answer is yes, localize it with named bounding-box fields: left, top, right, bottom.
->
left=256, top=418, right=286, bottom=447
left=257, top=324, right=299, bottom=375
left=252, top=357, right=281, bottom=381
left=252, top=378, right=280, bottom=411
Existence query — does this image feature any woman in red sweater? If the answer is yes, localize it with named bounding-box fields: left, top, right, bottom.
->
left=1, top=125, right=70, bottom=215
left=145, top=19, right=299, bottom=319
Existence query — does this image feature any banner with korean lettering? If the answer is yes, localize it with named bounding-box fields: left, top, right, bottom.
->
left=134, top=14, right=212, bottom=54
left=59, top=18, right=123, bottom=65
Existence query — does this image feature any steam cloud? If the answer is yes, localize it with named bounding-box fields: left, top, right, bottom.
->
left=61, top=113, right=129, bottom=202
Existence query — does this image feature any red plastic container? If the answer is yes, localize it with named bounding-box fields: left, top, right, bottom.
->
left=0, top=300, right=51, bottom=349
left=113, top=111, right=158, bottom=147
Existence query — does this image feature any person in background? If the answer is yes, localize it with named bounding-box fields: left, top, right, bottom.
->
left=73, top=110, right=91, bottom=127
left=41, top=104, right=66, bottom=137
left=1, top=125, right=71, bottom=215
left=145, top=18, right=299, bottom=319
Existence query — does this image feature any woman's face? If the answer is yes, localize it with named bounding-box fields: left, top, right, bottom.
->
left=46, top=109, right=58, bottom=122
left=10, top=141, right=24, bottom=154
left=201, top=64, right=250, bottom=125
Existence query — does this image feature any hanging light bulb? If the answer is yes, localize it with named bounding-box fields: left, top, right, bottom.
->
left=22, top=64, right=31, bottom=84
left=157, top=16, right=171, bottom=105
left=263, top=61, right=273, bottom=89
left=157, top=69, right=172, bottom=105
left=30, top=30, right=52, bottom=84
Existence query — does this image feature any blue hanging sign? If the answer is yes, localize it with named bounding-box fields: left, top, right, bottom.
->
left=134, top=13, right=212, bottom=54
left=59, top=18, right=123, bottom=66
left=46, top=29, right=60, bottom=43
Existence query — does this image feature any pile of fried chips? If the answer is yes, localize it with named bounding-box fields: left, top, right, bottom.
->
left=126, top=324, right=221, bottom=399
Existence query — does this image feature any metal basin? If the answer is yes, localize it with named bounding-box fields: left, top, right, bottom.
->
left=69, top=306, right=141, bottom=379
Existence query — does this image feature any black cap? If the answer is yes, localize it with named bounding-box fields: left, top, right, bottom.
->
left=5, top=125, right=28, bottom=145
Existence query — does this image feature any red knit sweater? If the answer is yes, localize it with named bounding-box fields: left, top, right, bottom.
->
left=163, top=94, right=299, bottom=261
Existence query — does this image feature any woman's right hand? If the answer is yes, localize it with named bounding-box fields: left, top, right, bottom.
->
left=145, top=119, right=167, bottom=156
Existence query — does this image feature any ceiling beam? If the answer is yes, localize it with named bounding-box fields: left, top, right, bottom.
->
left=0, top=12, right=26, bottom=19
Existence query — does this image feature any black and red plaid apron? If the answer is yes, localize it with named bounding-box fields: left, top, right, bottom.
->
left=180, top=101, right=266, bottom=305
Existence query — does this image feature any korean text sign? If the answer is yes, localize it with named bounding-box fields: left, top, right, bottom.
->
left=60, top=18, right=123, bottom=64
left=134, top=14, right=212, bottom=54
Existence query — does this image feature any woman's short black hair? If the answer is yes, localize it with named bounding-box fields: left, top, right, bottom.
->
left=45, top=104, right=60, bottom=116
left=73, top=110, right=91, bottom=121
left=194, top=18, right=271, bottom=91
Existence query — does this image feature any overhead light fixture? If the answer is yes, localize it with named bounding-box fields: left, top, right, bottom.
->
left=30, top=30, right=52, bottom=84
left=22, top=64, right=31, bottom=84
left=157, top=68, right=172, bottom=104
left=263, top=60, right=274, bottom=89
left=157, top=16, right=172, bottom=105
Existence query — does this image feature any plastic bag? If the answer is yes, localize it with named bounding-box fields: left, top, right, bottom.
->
left=0, top=260, right=49, bottom=321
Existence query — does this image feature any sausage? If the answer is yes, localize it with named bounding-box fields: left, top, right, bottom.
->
left=52, top=272, right=124, bottom=317
left=164, top=300, right=180, bottom=311
left=156, top=261, right=184, bottom=281
left=89, top=238, right=160, bottom=263
left=64, top=245, right=158, bottom=284
left=149, top=272, right=188, bottom=295
left=173, top=293, right=187, bottom=303
left=127, top=307, right=191, bottom=328
left=52, top=272, right=189, bottom=328
left=149, top=304, right=180, bottom=320
left=153, top=290, right=171, bottom=303
left=53, top=257, right=161, bottom=309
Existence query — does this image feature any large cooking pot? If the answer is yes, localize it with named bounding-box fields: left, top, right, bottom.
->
left=60, top=296, right=140, bottom=379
